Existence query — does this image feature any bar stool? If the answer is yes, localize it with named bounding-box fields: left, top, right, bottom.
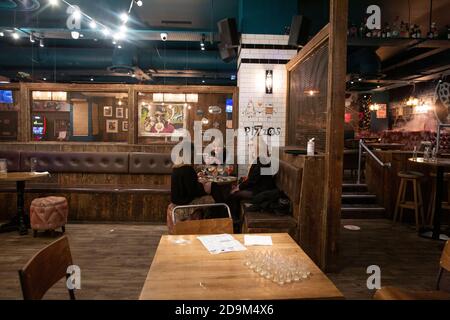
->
left=393, top=171, right=425, bottom=230
left=427, top=172, right=450, bottom=227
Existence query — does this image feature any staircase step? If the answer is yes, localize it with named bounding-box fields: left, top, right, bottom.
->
left=342, top=185, right=369, bottom=194
left=341, top=193, right=377, bottom=204
left=341, top=204, right=386, bottom=219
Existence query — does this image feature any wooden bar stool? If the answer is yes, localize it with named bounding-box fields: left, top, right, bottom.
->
left=427, top=172, right=450, bottom=227
left=393, top=171, right=425, bottom=230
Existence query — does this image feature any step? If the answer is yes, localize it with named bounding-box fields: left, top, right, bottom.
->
left=342, top=183, right=368, bottom=193
left=341, top=203, right=386, bottom=219
left=341, top=193, right=377, bottom=205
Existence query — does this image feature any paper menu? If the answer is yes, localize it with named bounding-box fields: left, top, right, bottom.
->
left=244, top=235, right=273, bottom=246
left=197, top=234, right=247, bottom=254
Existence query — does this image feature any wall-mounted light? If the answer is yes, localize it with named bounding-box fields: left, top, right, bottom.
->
left=304, top=89, right=320, bottom=96
left=265, top=70, right=273, bottom=94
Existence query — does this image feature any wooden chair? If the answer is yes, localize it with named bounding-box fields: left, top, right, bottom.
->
left=171, top=203, right=233, bottom=235
left=393, top=171, right=425, bottom=230
left=18, top=236, right=76, bottom=300
left=374, top=240, right=450, bottom=300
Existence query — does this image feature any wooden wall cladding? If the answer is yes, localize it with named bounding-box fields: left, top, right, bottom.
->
left=0, top=191, right=169, bottom=222
left=287, top=44, right=329, bottom=151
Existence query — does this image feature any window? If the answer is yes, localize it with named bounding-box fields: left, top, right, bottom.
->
left=31, top=91, right=128, bottom=142
left=0, top=89, right=19, bottom=141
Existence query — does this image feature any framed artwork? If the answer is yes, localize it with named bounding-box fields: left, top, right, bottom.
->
left=103, top=106, right=113, bottom=117
left=138, top=103, right=187, bottom=137
left=122, top=121, right=128, bottom=132
left=376, top=103, right=387, bottom=119
left=116, top=107, right=124, bottom=118
left=125, top=108, right=128, bottom=119
left=106, top=119, right=118, bottom=133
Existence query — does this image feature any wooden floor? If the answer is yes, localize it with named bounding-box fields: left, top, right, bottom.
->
left=0, top=219, right=448, bottom=300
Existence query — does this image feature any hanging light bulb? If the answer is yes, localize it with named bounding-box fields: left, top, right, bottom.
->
left=135, top=0, right=143, bottom=7
left=120, top=13, right=129, bottom=23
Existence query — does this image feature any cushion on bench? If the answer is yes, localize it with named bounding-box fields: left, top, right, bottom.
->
left=129, top=152, right=173, bottom=174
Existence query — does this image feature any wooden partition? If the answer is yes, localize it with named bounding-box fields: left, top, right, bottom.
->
left=285, top=0, right=348, bottom=271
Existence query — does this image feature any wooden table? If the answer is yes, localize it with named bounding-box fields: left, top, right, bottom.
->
left=409, top=157, right=450, bottom=240
left=0, top=172, right=49, bottom=235
left=139, top=233, right=343, bottom=300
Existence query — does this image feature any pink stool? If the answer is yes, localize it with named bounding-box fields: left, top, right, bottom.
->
left=30, top=196, right=68, bottom=237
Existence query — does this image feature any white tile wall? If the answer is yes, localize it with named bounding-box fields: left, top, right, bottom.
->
left=237, top=34, right=297, bottom=176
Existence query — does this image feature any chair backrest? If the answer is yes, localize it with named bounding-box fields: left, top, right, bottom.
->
left=172, top=203, right=234, bottom=235
left=173, top=218, right=233, bottom=235
left=440, top=240, right=450, bottom=272
left=18, top=236, right=75, bottom=300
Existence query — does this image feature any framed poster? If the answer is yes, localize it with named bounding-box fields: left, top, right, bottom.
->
left=106, top=119, right=118, bottom=133
left=122, top=121, right=128, bottom=131
left=116, top=107, right=124, bottom=118
left=125, top=108, right=128, bottom=119
left=103, top=106, right=113, bottom=117
left=376, top=104, right=387, bottom=118
left=138, top=103, right=187, bottom=137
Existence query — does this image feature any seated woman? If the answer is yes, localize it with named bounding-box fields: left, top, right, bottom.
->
left=226, top=143, right=276, bottom=222
left=168, top=143, right=214, bottom=230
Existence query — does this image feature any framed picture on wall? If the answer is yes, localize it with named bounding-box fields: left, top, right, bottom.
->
left=103, top=106, right=113, bottom=117
left=106, top=119, right=118, bottom=133
left=116, top=107, right=124, bottom=118
left=138, top=103, right=187, bottom=137
left=122, top=121, right=128, bottom=132
left=125, top=108, right=128, bottom=119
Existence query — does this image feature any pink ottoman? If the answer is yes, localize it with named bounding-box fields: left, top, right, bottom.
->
left=30, top=196, right=68, bottom=237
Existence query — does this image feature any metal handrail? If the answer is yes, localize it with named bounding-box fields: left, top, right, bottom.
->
left=172, top=203, right=232, bottom=225
left=357, top=139, right=391, bottom=184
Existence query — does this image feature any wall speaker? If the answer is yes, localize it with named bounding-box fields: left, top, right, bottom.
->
left=217, top=18, right=239, bottom=47
left=288, top=15, right=311, bottom=47
left=218, top=43, right=237, bottom=63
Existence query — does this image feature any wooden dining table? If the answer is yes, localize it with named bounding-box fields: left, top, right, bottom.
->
left=0, top=172, right=49, bottom=235
left=139, top=233, right=344, bottom=300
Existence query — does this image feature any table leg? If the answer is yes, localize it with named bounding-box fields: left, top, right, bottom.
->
left=17, top=180, right=28, bottom=235
left=432, top=167, right=444, bottom=240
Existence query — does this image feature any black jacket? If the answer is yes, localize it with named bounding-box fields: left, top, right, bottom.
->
left=239, top=158, right=275, bottom=195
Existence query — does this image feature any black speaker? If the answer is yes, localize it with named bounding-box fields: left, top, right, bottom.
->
left=218, top=43, right=237, bottom=63
left=288, top=15, right=310, bottom=47
left=217, top=18, right=239, bottom=47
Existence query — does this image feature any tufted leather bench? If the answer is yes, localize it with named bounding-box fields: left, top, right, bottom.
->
left=20, top=151, right=130, bottom=173
left=241, top=160, right=300, bottom=239
left=129, top=152, right=173, bottom=174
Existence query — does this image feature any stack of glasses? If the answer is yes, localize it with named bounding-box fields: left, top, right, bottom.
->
left=244, top=250, right=312, bottom=285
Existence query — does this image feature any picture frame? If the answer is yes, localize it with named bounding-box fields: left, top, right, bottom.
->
left=125, top=108, right=128, bottom=119
left=106, top=119, right=118, bottom=133
left=122, top=121, right=128, bottom=132
left=116, top=107, right=124, bottom=118
left=103, top=106, right=113, bottom=117
left=138, top=103, right=187, bottom=137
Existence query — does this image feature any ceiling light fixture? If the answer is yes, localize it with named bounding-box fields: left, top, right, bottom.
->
left=200, top=33, right=206, bottom=50
left=12, top=32, right=20, bottom=40
left=120, top=13, right=129, bottom=23
left=0, top=31, right=4, bottom=37
left=29, top=33, right=36, bottom=43
left=71, top=31, right=80, bottom=39
left=135, top=0, right=143, bottom=7
left=89, top=20, right=97, bottom=29
left=102, top=28, right=110, bottom=36
left=39, top=38, right=45, bottom=47
left=49, top=0, right=58, bottom=6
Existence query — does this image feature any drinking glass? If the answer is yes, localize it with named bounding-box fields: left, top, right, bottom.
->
left=30, top=157, right=38, bottom=173
left=0, top=159, right=7, bottom=177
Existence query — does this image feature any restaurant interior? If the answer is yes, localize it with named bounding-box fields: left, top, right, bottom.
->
left=0, top=0, right=450, bottom=302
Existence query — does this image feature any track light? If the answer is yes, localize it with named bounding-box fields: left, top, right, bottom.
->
left=71, top=31, right=80, bottom=39
left=39, top=39, right=45, bottom=47
left=89, top=20, right=97, bottom=29
left=120, top=13, right=129, bottom=23
left=0, top=31, right=4, bottom=37
left=90, top=77, right=94, bottom=81
left=12, top=32, right=20, bottom=40
left=135, top=0, right=143, bottom=7
left=200, top=33, right=206, bottom=50
left=30, top=33, right=35, bottom=43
